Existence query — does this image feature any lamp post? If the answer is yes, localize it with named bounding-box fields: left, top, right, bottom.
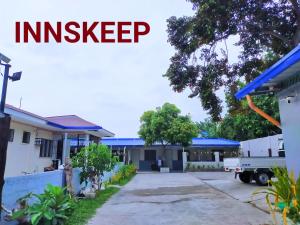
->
left=0, top=52, right=22, bottom=219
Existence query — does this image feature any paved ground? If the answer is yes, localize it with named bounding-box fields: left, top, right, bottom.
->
left=88, top=172, right=272, bottom=225
left=190, top=172, right=269, bottom=212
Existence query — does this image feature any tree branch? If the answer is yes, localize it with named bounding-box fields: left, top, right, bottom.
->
left=262, top=30, right=292, bottom=46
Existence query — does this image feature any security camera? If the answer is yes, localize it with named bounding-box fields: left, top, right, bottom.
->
left=286, top=96, right=294, bottom=104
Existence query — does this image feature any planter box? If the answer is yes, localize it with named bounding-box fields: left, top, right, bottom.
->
left=160, top=167, right=170, bottom=173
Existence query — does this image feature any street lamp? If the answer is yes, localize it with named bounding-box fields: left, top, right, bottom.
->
left=0, top=52, right=22, bottom=219
left=0, top=54, right=22, bottom=114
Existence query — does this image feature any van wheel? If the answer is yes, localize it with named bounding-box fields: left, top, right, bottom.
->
left=239, top=172, right=251, bottom=183
left=255, top=172, right=270, bottom=186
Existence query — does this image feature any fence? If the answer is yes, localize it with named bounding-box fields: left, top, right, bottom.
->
left=1, top=163, right=122, bottom=225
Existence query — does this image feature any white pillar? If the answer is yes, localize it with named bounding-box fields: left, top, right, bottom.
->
left=84, top=134, right=89, bottom=147
left=214, top=152, right=220, bottom=162
left=62, top=133, right=68, bottom=165
left=182, top=147, right=187, bottom=172
left=123, top=147, right=126, bottom=164
left=128, top=149, right=131, bottom=163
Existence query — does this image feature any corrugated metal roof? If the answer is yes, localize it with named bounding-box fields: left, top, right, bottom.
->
left=101, top=138, right=240, bottom=148
left=235, top=44, right=300, bottom=99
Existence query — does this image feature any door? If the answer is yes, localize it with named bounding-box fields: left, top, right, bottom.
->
left=172, top=150, right=183, bottom=171
left=139, top=150, right=157, bottom=171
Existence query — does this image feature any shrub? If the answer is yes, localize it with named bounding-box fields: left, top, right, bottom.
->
left=12, top=184, right=75, bottom=225
left=72, top=144, right=118, bottom=189
left=254, top=168, right=300, bottom=225
left=111, top=164, right=137, bottom=185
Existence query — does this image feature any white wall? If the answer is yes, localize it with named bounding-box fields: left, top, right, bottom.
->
left=240, top=134, right=283, bottom=157
left=5, top=121, right=54, bottom=177
left=278, top=83, right=300, bottom=176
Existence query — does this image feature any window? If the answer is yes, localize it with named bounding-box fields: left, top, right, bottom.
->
left=22, top=131, right=31, bottom=144
left=247, top=151, right=251, bottom=157
left=268, top=148, right=272, bottom=157
left=40, top=139, right=53, bottom=157
left=8, top=129, right=14, bottom=142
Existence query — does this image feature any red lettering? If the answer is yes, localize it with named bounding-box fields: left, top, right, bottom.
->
left=45, top=22, right=62, bottom=43
left=64, top=22, right=80, bottom=43
left=101, top=22, right=115, bottom=43
left=24, top=22, right=41, bottom=43
left=134, top=22, right=150, bottom=43
left=15, top=22, right=20, bottom=43
left=83, top=22, right=99, bottom=43
left=117, top=22, right=132, bottom=43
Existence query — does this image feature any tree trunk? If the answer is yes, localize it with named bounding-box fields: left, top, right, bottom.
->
left=0, top=115, right=11, bottom=218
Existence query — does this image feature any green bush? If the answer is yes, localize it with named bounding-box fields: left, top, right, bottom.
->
left=111, top=164, right=137, bottom=185
left=72, top=144, right=118, bottom=189
left=12, top=184, right=75, bottom=225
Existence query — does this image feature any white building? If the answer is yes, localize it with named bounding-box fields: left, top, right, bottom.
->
left=101, top=138, right=240, bottom=171
left=4, top=104, right=114, bottom=177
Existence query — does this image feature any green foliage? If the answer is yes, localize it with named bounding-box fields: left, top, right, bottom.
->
left=72, top=144, right=118, bottom=186
left=254, top=168, right=300, bottom=224
left=164, top=0, right=298, bottom=120
left=138, top=103, right=199, bottom=147
left=111, top=164, right=137, bottom=185
left=65, top=187, right=119, bottom=225
left=12, top=184, right=75, bottom=225
left=197, top=118, right=220, bottom=138
left=198, top=95, right=281, bottom=141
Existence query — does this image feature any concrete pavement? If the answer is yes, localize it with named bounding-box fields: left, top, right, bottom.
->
left=88, top=172, right=272, bottom=225
left=190, top=172, right=269, bottom=212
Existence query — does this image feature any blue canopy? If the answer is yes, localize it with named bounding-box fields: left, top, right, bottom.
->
left=235, top=44, right=300, bottom=99
left=101, top=137, right=240, bottom=148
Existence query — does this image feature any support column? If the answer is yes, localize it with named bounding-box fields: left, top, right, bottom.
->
left=62, top=133, right=68, bottom=165
left=214, top=152, right=220, bottom=162
left=84, top=134, right=89, bottom=147
left=123, top=147, right=126, bottom=164
left=182, top=147, right=187, bottom=172
left=0, top=115, right=11, bottom=215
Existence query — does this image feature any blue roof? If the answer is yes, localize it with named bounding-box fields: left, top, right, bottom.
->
left=235, top=44, right=300, bottom=99
left=101, top=138, right=240, bottom=148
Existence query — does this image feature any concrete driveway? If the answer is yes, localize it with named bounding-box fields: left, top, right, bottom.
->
left=88, top=173, right=272, bottom=225
left=190, top=172, right=269, bottom=212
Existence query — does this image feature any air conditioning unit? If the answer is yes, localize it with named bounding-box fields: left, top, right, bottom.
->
left=35, top=138, right=42, bottom=145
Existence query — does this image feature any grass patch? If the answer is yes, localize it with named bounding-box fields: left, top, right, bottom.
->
left=119, top=174, right=135, bottom=186
left=65, top=187, right=119, bottom=225
left=66, top=174, right=136, bottom=225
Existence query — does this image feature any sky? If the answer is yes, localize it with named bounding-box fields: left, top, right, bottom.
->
left=0, top=0, right=238, bottom=137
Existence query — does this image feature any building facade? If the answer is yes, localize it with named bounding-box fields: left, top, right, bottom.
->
left=4, top=104, right=114, bottom=177
left=101, top=138, right=240, bottom=171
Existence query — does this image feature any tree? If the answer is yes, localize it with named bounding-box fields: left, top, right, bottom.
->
left=72, top=144, right=118, bottom=190
left=164, top=0, right=300, bottom=120
left=197, top=118, right=220, bottom=138
left=138, top=103, right=199, bottom=163
left=198, top=95, right=281, bottom=141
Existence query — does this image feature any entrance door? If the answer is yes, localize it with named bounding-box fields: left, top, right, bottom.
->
left=139, top=150, right=156, bottom=171
left=172, top=150, right=183, bottom=171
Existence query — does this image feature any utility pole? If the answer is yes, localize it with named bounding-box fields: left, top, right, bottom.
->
left=0, top=53, right=22, bottom=219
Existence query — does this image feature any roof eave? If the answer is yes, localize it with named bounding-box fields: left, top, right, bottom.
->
left=235, top=44, right=300, bottom=100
